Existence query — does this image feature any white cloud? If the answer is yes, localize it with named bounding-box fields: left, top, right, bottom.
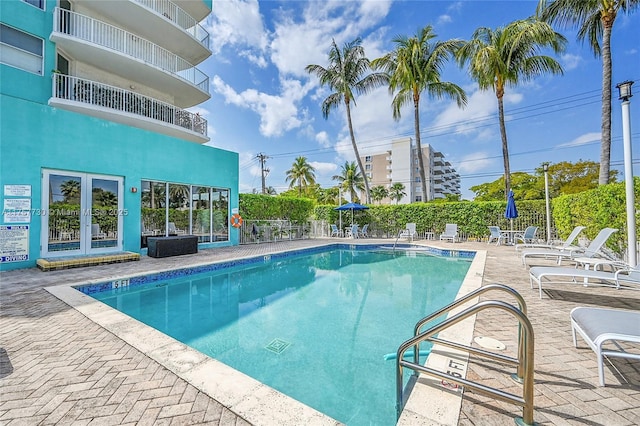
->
left=207, top=0, right=268, bottom=56
left=315, top=131, right=331, bottom=148
left=561, top=53, right=582, bottom=71
left=456, top=151, right=496, bottom=174
left=437, top=15, right=452, bottom=25
left=431, top=90, right=496, bottom=138
left=309, top=161, right=338, bottom=176
left=212, top=75, right=312, bottom=137
left=556, top=132, right=600, bottom=148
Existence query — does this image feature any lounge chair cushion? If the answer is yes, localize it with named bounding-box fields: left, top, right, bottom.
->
left=570, top=307, right=640, bottom=386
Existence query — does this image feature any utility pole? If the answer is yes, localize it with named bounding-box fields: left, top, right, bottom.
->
left=256, top=153, right=269, bottom=194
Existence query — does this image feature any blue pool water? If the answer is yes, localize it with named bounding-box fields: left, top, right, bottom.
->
left=87, top=246, right=472, bottom=425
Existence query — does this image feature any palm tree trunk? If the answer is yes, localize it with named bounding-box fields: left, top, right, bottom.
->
left=599, top=22, right=613, bottom=185
left=345, top=101, right=371, bottom=203
left=414, top=94, right=428, bottom=202
left=497, top=93, right=512, bottom=198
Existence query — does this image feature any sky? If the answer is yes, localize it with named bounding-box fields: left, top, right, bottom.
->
left=192, top=0, right=639, bottom=200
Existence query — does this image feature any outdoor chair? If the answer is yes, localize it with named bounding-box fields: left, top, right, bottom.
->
left=168, top=222, right=186, bottom=235
left=330, top=224, right=343, bottom=237
left=91, top=223, right=106, bottom=239
left=521, top=227, right=617, bottom=266
left=440, top=223, right=458, bottom=243
left=399, top=223, right=417, bottom=241
left=487, top=226, right=507, bottom=245
left=513, top=226, right=538, bottom=245
left=345, top=224, right=359, bottom=239
left=529, top=262, right=640, bottom=299
left=570, top=307, right=640, bottom=386
left=515, top=225, right=585, bottom=252
left=359, top=224, right=369, bottom=238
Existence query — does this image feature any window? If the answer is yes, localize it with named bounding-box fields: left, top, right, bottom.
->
left=141, top=180, right=229, bottom=245
left=415, top=196, right=422, bottom=202
left=22, top=0, right=45, bottom=9
left=365, top=164, right=371, bottom=170
left=415, top=177, right=421, bottom=182
left=0, top=24, right=43, bottom=75
left=365, top=156, right=371, bottom=162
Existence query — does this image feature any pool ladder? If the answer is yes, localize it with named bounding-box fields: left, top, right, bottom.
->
left=395, top=284, right=535, bottom=426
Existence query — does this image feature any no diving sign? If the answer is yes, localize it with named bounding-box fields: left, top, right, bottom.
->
left=0, top=225, right=29, bottom=263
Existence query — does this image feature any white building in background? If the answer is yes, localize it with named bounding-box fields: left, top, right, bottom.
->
left=361, top=137, right=461, bottom=203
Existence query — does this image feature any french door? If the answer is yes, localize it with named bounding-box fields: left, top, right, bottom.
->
left=41, top=170, right=123, bottom=256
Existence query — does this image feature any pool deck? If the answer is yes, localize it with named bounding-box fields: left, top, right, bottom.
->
left=1, top=238, right=639, bottom=425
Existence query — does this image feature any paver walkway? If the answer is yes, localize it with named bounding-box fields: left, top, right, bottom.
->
left=1, top=239, right=638, bottom=425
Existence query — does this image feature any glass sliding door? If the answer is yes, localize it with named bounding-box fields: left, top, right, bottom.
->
left=45, top=172, right=82, bottom=253
left=42, top=170, right=123, bottom=256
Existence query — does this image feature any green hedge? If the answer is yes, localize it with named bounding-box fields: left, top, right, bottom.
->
left=239, top=177, right=639, bottom=255
left=239, top=193, right=315, bottom=224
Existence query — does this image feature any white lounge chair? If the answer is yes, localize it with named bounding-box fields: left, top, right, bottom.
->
left=399, top=223, right=417, bottom=241
left=570, top=307, right=640, bottom=386
left=521, top=227, right=617, bottom=266
left=440, top=223, right=458, bottom=242
left=515, top=225, right=585, bottom=251
left=529, top=263, right=640, bottom=298
left=330, top=224, right=343, bottom=237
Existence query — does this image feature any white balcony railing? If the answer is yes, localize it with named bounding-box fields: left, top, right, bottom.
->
left=54, top=8, right=209, bottom=93
left=133, top=0, right=209, bottom=48
left=53, top=74, right=207, bottom=136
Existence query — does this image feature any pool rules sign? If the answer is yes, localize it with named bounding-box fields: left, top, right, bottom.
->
left=0, top=225, right=29, bottom=263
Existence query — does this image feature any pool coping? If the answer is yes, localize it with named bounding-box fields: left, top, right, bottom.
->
left=45, top=242, right=485, bottom=426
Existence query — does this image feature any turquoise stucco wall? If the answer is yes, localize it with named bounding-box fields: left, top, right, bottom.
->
left=0, top=94, right=239, bottom=271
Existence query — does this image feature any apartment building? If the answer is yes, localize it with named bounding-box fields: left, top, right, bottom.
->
left=0, top=0, right=239, bottom=271
left=362, top=137, right=461, bottom=203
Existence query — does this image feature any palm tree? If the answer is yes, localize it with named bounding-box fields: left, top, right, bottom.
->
left=332, top=161, right=365, bottom=203
left=59, top=179, right=80, bottom=204
left=313, top=187, right=337, bottom=204
left=285, top=156, right=316, bottom=196
left=388, top=182, right=406, bottom=204
left=306, top=38, right=386, bottom=204
left=372, top=26, right=467, bottom=202
left=370, top=185, right=389, bottom=204
left=537, top=0, right=639, bottom=185
left=457, top=18, right=566, bottom=197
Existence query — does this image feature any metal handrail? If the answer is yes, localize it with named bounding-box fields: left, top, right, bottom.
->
left=396, top=299, right=535, bottom=426
left=412, top=283, right=527, bottom=381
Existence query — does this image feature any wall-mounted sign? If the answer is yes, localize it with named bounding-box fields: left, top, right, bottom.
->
left=3, top=198, right=31, bottom=223
left=0, top=225, right=29, bottom=263
left=4, top=185, right=31, bottom=197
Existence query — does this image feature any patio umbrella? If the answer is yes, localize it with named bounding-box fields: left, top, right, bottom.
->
left=504, top=190, right=518, bottom=243
left=335, top=202, right=369, bottom=226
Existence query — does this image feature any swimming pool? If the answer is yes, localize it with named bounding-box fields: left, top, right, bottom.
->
left=77, top=244, right=474, bottom=425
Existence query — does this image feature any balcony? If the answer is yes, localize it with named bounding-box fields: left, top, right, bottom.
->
left=77, top=0, right=211, bottom=64
left=173, top=0, right=211, bottom=22
left=51, top=8, right=209, bottom=108
left=50, top=74, right=209, bottom=143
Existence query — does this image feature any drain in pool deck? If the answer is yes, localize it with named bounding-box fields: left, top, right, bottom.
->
left=266, top=338, right=291, bottom=354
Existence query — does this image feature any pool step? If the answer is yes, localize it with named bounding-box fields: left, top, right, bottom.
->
left=37, top=252, right=140, bottom=271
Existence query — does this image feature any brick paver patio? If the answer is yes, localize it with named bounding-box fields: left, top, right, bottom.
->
left=1, top=239, right=638, bottom=425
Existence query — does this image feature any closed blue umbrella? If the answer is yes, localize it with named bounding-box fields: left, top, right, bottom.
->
left=505, top=190, right=518, bottom=244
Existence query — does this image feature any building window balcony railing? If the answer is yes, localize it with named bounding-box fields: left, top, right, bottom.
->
left=54, top=8, right=209, bottom=93
left=133, top=0, right=210, bottom=48
left=52, top=74, right=207, bottom=136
